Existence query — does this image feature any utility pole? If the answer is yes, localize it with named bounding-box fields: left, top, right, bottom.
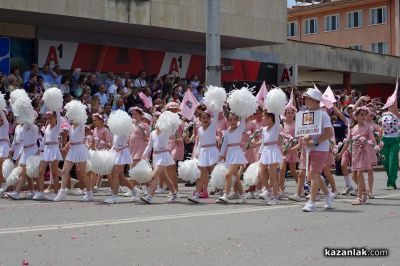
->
left=206, top=0, right=221, bottom=86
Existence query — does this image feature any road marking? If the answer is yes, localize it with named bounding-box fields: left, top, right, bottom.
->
left=0, top=205, right=299, bottom=235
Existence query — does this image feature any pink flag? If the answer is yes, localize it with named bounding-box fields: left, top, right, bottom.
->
left=383, top=78, right=398, bottom=109
left=256, top=81, right=268, bottom=104
left=321, top=86, right=336, bottom=109
left=139, top=92, right=153, bottom=109
left=179, top=89, right=199, bottom=120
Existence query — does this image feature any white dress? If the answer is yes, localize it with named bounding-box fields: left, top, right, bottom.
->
left=144, top=131, right=174, bottom=167
left=197, top=112, right=220, bottom=167
left=0, top=110, right=10, bottom=158
left=112, top=134, right=133, bottom=165
left=11, top=124, right=24, bottom=160
left=19, top=124, right=39, bottom=165
left=42, top=111, right=63, bottom=162
left=66, top=124, right=91, bottom=163
left=220, top=117, right=248, bottom=166
left=259, top=117, right=282, bottom=165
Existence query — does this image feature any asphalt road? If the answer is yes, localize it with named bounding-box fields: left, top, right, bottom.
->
left=0, top=172, right=398, bottom=266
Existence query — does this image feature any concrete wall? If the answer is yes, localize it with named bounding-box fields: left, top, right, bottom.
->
left=0, top=0, right=286, bottom=44
left=250, top=40, right=400, bottom=77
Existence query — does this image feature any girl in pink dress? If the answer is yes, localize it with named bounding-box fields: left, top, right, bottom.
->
left=337, top=107, right=375, bottom=205
left=279, top=106, right=299, bottom=197
left=129, top=107, right=150, bottom=166
left=365, top=108, right=381, bottom=198
left=91, top=113, right=112, bottom=191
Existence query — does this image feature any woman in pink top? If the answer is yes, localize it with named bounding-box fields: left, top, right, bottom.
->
left=129, top=107, right=150, bottom=165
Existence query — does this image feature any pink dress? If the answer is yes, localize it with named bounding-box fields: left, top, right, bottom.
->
left=350, top=124, right=374, bottom=171
left=129, top=121, right=150, bottom=160
left=282, top=121, right=299, bottom=163
left=241, top=120, right=257, bottom=163
left=191, top=120, right=201, bottom=159
left=168, top=121, right=185, bottom=161
left=93, top=127, right=111, bottom=150
left=366, top=122, right=379, bottom=166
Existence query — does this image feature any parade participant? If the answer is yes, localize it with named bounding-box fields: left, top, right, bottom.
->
left=10, top=123, right=23, bottom=162
left=34, top=110, right=63, bottom=200
left=217, top=112, right=247, bottom=204
left=0, top=109, right=9, bottom=192
left=365, top=107, right=381, bottom=198
left=188, top=110, right=219, bottom=203
left=380, top=87, right=399, bottom=190
left=129, top=107, right=150, bottom=166
left=258, top=111, right=283, bottom=205
left=301, top=88, right=335, bottom=212
left=337, top=106, right=376, bottom=205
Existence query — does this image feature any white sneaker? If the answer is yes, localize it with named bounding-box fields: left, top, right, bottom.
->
left=80, top=192, right=94, bottom=202
left=245, top=191, right=255, bottom=199
left=259, top=190, right=272, bottom=200
left=33, top=192, right=45, bottom=200
left=104, top=195, right=118, bottom=204
left=166, top=193, right=179, bottom=203
left=93, top=186, right=99, bottom=193
left=140, top=195, right=153, bottom=204
left=130, top=187, right=141, bottom=201
left=217, top=194, right=230, bottom=204
left=267, top=198, right=279, bottom=206
left=324, top=192, right=334, bottom=209
left=53, top=189, right=67, bottom=202
left=332, top=190, right=339, bottom=199
left=155, top=187, right=166, bottom=194
left=123, top=190, right=133, bottom=197
left=254, top=190, right=262, bottom=197
left=288, top=194, right=302, bottom=202
left=45, top=193, right=57, bottom=201
left=188, top=192, right=200, bottom=203
left=24, top=192, right=34, bottom=200
left=278, top=191, right=285, bottom=199
left=71, top=188, right=85, bottom=196
left=228, top=191, right=239, bottom=200
left=237, top=195, right=247, bottom=204
left=7, top=191, right=20, bottom=200
left=341, top=186, right=354, bottom=195
left=302, top=201, right=316, bottom=212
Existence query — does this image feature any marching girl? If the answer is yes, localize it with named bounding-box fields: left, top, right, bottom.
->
left=337, top=106, right=375, bottom=205
left=217, top=113, right=247, bottom=204
left=53, top=110, right=92, bottom=202
left=279, top=105, right=299, bottom=197
left=140, top=126, right=180, bottom=204
left=188, top=110, right=219, bottom=203
left=91, top=113, right=112, bottom=192
left=7, top=117, right=39, bottom=200
left=104, top=129, right=137, bottom=204
left=0, top=109, right=10, bottom=192
left=166, top=102, right=185, bottom=192
left=10, top=123, right=24, bottom=162
left=365, top=108, right=381, bottom=198
left=34, top=110, right=63, bottom=200
left=129, top=107, right=150, bottom=166
left=258, top=112, right=282, bottom=205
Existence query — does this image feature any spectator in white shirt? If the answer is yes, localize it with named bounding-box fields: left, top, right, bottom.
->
left=108, top=77, right=121, bottom=97
left=94, top=84, right=109, bottom=107
left=134, top=70, right=147, bottom=88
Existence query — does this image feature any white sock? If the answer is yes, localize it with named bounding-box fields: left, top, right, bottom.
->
left=343, top=176, right=352, bottom=188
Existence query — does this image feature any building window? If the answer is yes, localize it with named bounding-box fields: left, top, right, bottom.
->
left=371, top=42, right=388, bottom=54
left=287, top=21, right=298, bottom=37
left=325, top=14, right=340, bottom=31
left=370, top=6, right=387, bottom=25
left=304, top=18, right=318, bottom=34
left=349, top=45, right=363, bottom=50
left=347, top=11, right=363, bottom=28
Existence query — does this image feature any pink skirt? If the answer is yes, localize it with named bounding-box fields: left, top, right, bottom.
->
left=366, top=145, right=378, bottom=166
left=341, top=150, right=351, bottom=166
left=169, top=141, right=184, bottom=161
left=283, top=150, right=299, bottom=163
left=309, top=151, right=328, bottom=174
left=352, top=144, right=372, bottom=171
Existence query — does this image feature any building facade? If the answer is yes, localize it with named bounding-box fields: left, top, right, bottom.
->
left=288, top=0, right=400, bottom=56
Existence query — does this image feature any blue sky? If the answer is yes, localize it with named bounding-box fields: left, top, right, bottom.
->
left=288, top=0, right=296, bottom=7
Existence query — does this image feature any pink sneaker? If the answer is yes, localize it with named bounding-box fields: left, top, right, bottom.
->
left=199, top=192, right=209, bottom=199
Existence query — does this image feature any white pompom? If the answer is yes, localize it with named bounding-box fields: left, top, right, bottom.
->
left=227, top=87, right=258, bottom=118
left=12, top=97, right=35, bottom=124
left=65, top=100, right=88, bottom=125
left=10, top=89, right=29, bottom=106
left=107, top=110, right=133, bottom=136
left=43, top=87, right=63, bottom=111
left=89, top=150, right=116, bottom=175
left=264, top=88, right=287, bottom=115
left=0, top=93, right=6, bottom=111
left=129, top=159, right=153, bottom=184
left=26, top=155, right=41, bottom=178
left=156, top=111, right=180, bottom=135
left=178, top=159, right=200, bottom=183
left=86, top=149, right=94, bottom=173
left=209, top=162, right=236, bottom=189
left=243, top=162, right=259, bottom=186
left=204, top=85, right=227, bottom=112
left=5, top=166, right=21, bottom=187
left=2, top=159, right=15, bottom=179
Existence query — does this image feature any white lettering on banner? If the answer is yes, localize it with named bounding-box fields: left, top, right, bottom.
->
left=38, top=40, right=78, bottom=69
left=278, top=64, right=298, bottom=86
left=295, top=110, right=322, bottom=137
left=159, top=52, right=191, bottom=78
